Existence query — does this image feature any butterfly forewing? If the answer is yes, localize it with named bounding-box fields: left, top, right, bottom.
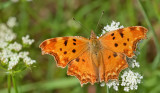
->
left=99, top=26, right=148, bottom=57
left=39, top=36, right=89, bottom=68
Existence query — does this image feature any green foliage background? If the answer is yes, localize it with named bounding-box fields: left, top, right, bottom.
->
left=0, top=0, right=160, bottom=93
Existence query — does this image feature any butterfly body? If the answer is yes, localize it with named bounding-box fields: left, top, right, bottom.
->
left=90, top=31, right=101, bottom=56
left=40, top=26, right=148, bottom=86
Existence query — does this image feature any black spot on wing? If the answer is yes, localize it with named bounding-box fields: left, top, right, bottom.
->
left=64, top=51, right=67, bottom=54
left=64, top=40, right=68, bottom=46
left=130, top=27, right=137, bottom=31
left=120, top=32, right=124, bottom=38
left=123, top=43, right=127, bottom=46
left=113, top=52, right=117, bottom=57
left=111, top=33, right=114, bottom=36
left=72, top=49, right=76, bottom=53
left=115, top=43, right=118, bottom=47
left=76, top=58, right=80, bottom=62
left=108, top=56, right=111, bottom=59
left=112, top=37, right=115, bottom=40
left=73, top=43, right=76, bottom=45
left=82, top=59, right=85, bottom=62
left=73, top=39, right=76, bottom=42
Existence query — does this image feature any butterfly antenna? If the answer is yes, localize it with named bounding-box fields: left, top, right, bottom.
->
left=95, top=11, right=104, bottom=32
left=72, top=18, right=90, bottom=32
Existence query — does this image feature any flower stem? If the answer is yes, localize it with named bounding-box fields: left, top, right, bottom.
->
left=106, top=86, right=109, bottom=93
left=137, top=0, right=160, bottom=69
left=7, top=74, right=11, bottom=93
left=12, top=74, right=18, bottom=93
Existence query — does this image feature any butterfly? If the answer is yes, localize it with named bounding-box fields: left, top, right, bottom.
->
left=39, top=26, right=148, bottom=86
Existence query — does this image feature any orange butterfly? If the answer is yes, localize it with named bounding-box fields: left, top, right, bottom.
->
left=39, top=26, right=147, bottom=86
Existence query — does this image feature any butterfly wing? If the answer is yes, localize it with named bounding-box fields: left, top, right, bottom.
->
left=99, top=26, right=148, bottom=57
left=99, top=49, right=128, bottom=82
left=67, top=50, right=99, bottom=86
left=39, top=36, right=89, bottom=68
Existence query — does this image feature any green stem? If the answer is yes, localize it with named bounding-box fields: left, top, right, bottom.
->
left=12, top=74, right=18, bottom=93
left=7, top=74, right=11, bottom=93
left=137, top=0, right=160, bottom=51
left=106, top=86, right=109, bottom=93
left=0, top=66, right=7, bottom=71
left=137, top=0, right=160, bottom=69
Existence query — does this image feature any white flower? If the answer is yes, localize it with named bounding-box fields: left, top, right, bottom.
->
left=101, top=21, right=124, bottom=36
left=7, top=17, right=17, bottom=28
left=22, top=35, right=34, bottom=45
left=8, top=42, right=22, bottom=51
left=121, top=70, right=143, bottom=92
left=100, top=82, right=105, bottom=87
left=24, top=57, right=36, bottom=65
left=132, top=60, right=140, bottom=68
left=0, top=41, right=8, bottom=48
left=124, top=87, right=129, bottom=92
left=0, top=24, right=16, bottom=42
left=11, top=0, right=32, bottom=3
left=5, top=32, right=16, bottom=42
left=8, top=54, right=20, bottom=70
left=0, top=49, right=14, bottom=59
left=106, top=80, right=119, bottom=91
left=0, top=17, right=36, bottom=71
left=128, top=59, right=140, bottom=68
left=0, top=57, right=9, bottom=64
left=0, top=23, right=8, bottom=31
left=19, top=51, right=29, bottom=58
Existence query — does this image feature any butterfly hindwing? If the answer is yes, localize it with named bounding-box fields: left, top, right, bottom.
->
left=67, top=50, right=99, bottom=86
left=99, top=49, right=128, bottom=82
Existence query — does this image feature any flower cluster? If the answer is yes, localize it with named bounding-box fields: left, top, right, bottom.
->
left=128, top=59, right=140, bottom=68
left=101, top=21, right=124, bottom=36
left=101, top=21, right=143, bottom=92
left=0, top=17, right=36, bottom=72
left=106, top=80, right=119, bottom=91
left=121, top=70, right=143, bottom=92
left=22, top=35, right=34, bottom=46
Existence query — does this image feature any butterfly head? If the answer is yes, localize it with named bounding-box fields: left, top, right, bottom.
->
left=90, top=30, right=97, bottom=40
